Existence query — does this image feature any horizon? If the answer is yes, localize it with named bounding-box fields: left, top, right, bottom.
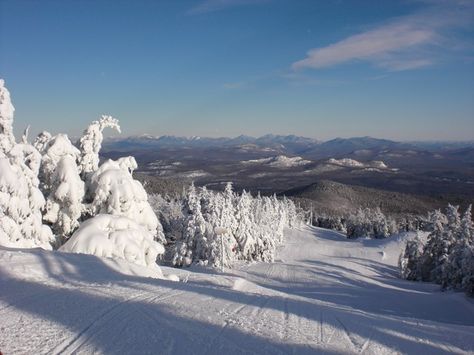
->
left=1, top=0, right=474, bottom=141
left=103, top=132, right=474, bottom=144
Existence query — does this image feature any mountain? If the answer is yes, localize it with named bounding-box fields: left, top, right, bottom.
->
left=102, top=134, right=320, bottom=154
left=103, top=134, right=446, bottom=161
left=299, top=136, right=413, bottom=160
left=282, top=180, right=448, bottom=217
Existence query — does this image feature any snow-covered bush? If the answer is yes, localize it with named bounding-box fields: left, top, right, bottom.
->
left=60, top=214, right=165, bottom=270
left=399, top=205, right=474, bottom=295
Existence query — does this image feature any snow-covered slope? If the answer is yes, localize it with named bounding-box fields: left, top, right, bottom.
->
left=1, top=227, right=473, bottom=354
left=241, top=155, right=311, bottom=168
left=327, top=158, right=390, bottom=170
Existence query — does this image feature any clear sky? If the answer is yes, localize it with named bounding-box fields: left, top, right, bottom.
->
left=1, top=0, right=473, bottom=141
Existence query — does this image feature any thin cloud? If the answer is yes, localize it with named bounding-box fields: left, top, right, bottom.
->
left=292, top=2, right=474, bottom=72
left=188, top=0, right=268, bottom=15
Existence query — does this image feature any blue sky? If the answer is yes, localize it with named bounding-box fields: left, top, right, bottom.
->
left=1, top=0, right=473, bottom=141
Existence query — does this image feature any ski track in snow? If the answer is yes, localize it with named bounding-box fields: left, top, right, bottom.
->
left=1, top=226, right=474, bottom=354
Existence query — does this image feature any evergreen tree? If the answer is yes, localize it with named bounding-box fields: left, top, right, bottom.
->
left=0, top=80, right=53, bottom=249
left=40, top=134, right=85, bottom=241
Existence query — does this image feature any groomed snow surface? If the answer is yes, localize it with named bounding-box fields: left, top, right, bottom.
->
left=1, top=226, right=474, bottom=354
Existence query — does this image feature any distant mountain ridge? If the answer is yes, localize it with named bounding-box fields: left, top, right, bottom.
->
left=103, top=134, right=474, bottom=162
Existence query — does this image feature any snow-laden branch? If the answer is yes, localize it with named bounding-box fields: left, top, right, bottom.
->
left=79, top=115, right=121, bottom=179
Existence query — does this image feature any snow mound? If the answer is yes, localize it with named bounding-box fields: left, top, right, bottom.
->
left=242, top=155, right=311, bottom=168
left=60, top=214, right=165, bottom=271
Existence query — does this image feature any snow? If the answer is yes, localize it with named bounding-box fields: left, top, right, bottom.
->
left=78, top=115, right=121, bottom=179
left=179, top=170, right=210, bottom=178
left=89, top=157, right=160, bottom=236
left=1, top=226, right=473, bottom=354
left=241, top=155, right=311, bottom=168
left=0, top=155, right=53, bottom=250
left=328, top=158, right=365, bottom=168
left=0, top=79, right=16, bottom=153
left=60, top=214, right=165, bottom=270
left=328, top=158, right=391, bottom=170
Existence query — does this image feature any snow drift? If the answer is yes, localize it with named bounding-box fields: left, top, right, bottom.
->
left=60, top=214, right=165, bottom=269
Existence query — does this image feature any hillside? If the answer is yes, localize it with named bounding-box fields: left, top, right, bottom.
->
left=1, top=226, right=473, bottom=354
left=282, top=180, right=445, bottom=217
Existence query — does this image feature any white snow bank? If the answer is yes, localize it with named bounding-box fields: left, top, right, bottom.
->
left=60, top=214, right=165, bottom=270
left=0, top=245, right=165, bottom=281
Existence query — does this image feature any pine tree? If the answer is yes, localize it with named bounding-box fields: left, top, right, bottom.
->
left=235, top=190, right=255, bottom=259
left=419, top=209, right=447, bottom=281
left=399, top=234, right=423, bottom=280
left=173, top=183, right=207, bottom=266
left=435, top=205, right=460, bottom=286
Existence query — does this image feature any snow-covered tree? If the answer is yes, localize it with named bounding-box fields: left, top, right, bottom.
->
left=173, top=183, right=207, bottom=266
left=78, top=115, right=120, bottom=183
left=346, top=208, right=398, bottom=239
left=40, top=134, right=84, bottom=241
left=0, top=79, right=15, bottom=154
left=400, top=205, right=474, bottom=295
left=0, top=79, right=53, bottom=249
left=33, top=131, right=52, bottom=154
left=163, top=184, right=300, bottom=268
left=149, top=194, right=185, bottom=246
left=444, top=205, right=473, bottom=291
left=399, top=233, right=424, bottom=280
left=89, top=157, right=161, bottom=239
left=234, top=190, right=255, bottom=259
left=419, top=209, right=447, bottom=281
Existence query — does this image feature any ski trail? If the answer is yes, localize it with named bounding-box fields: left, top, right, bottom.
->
left=335, top=316, right=371, bottom=353
left=52, top=288, right=184, bottom=354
